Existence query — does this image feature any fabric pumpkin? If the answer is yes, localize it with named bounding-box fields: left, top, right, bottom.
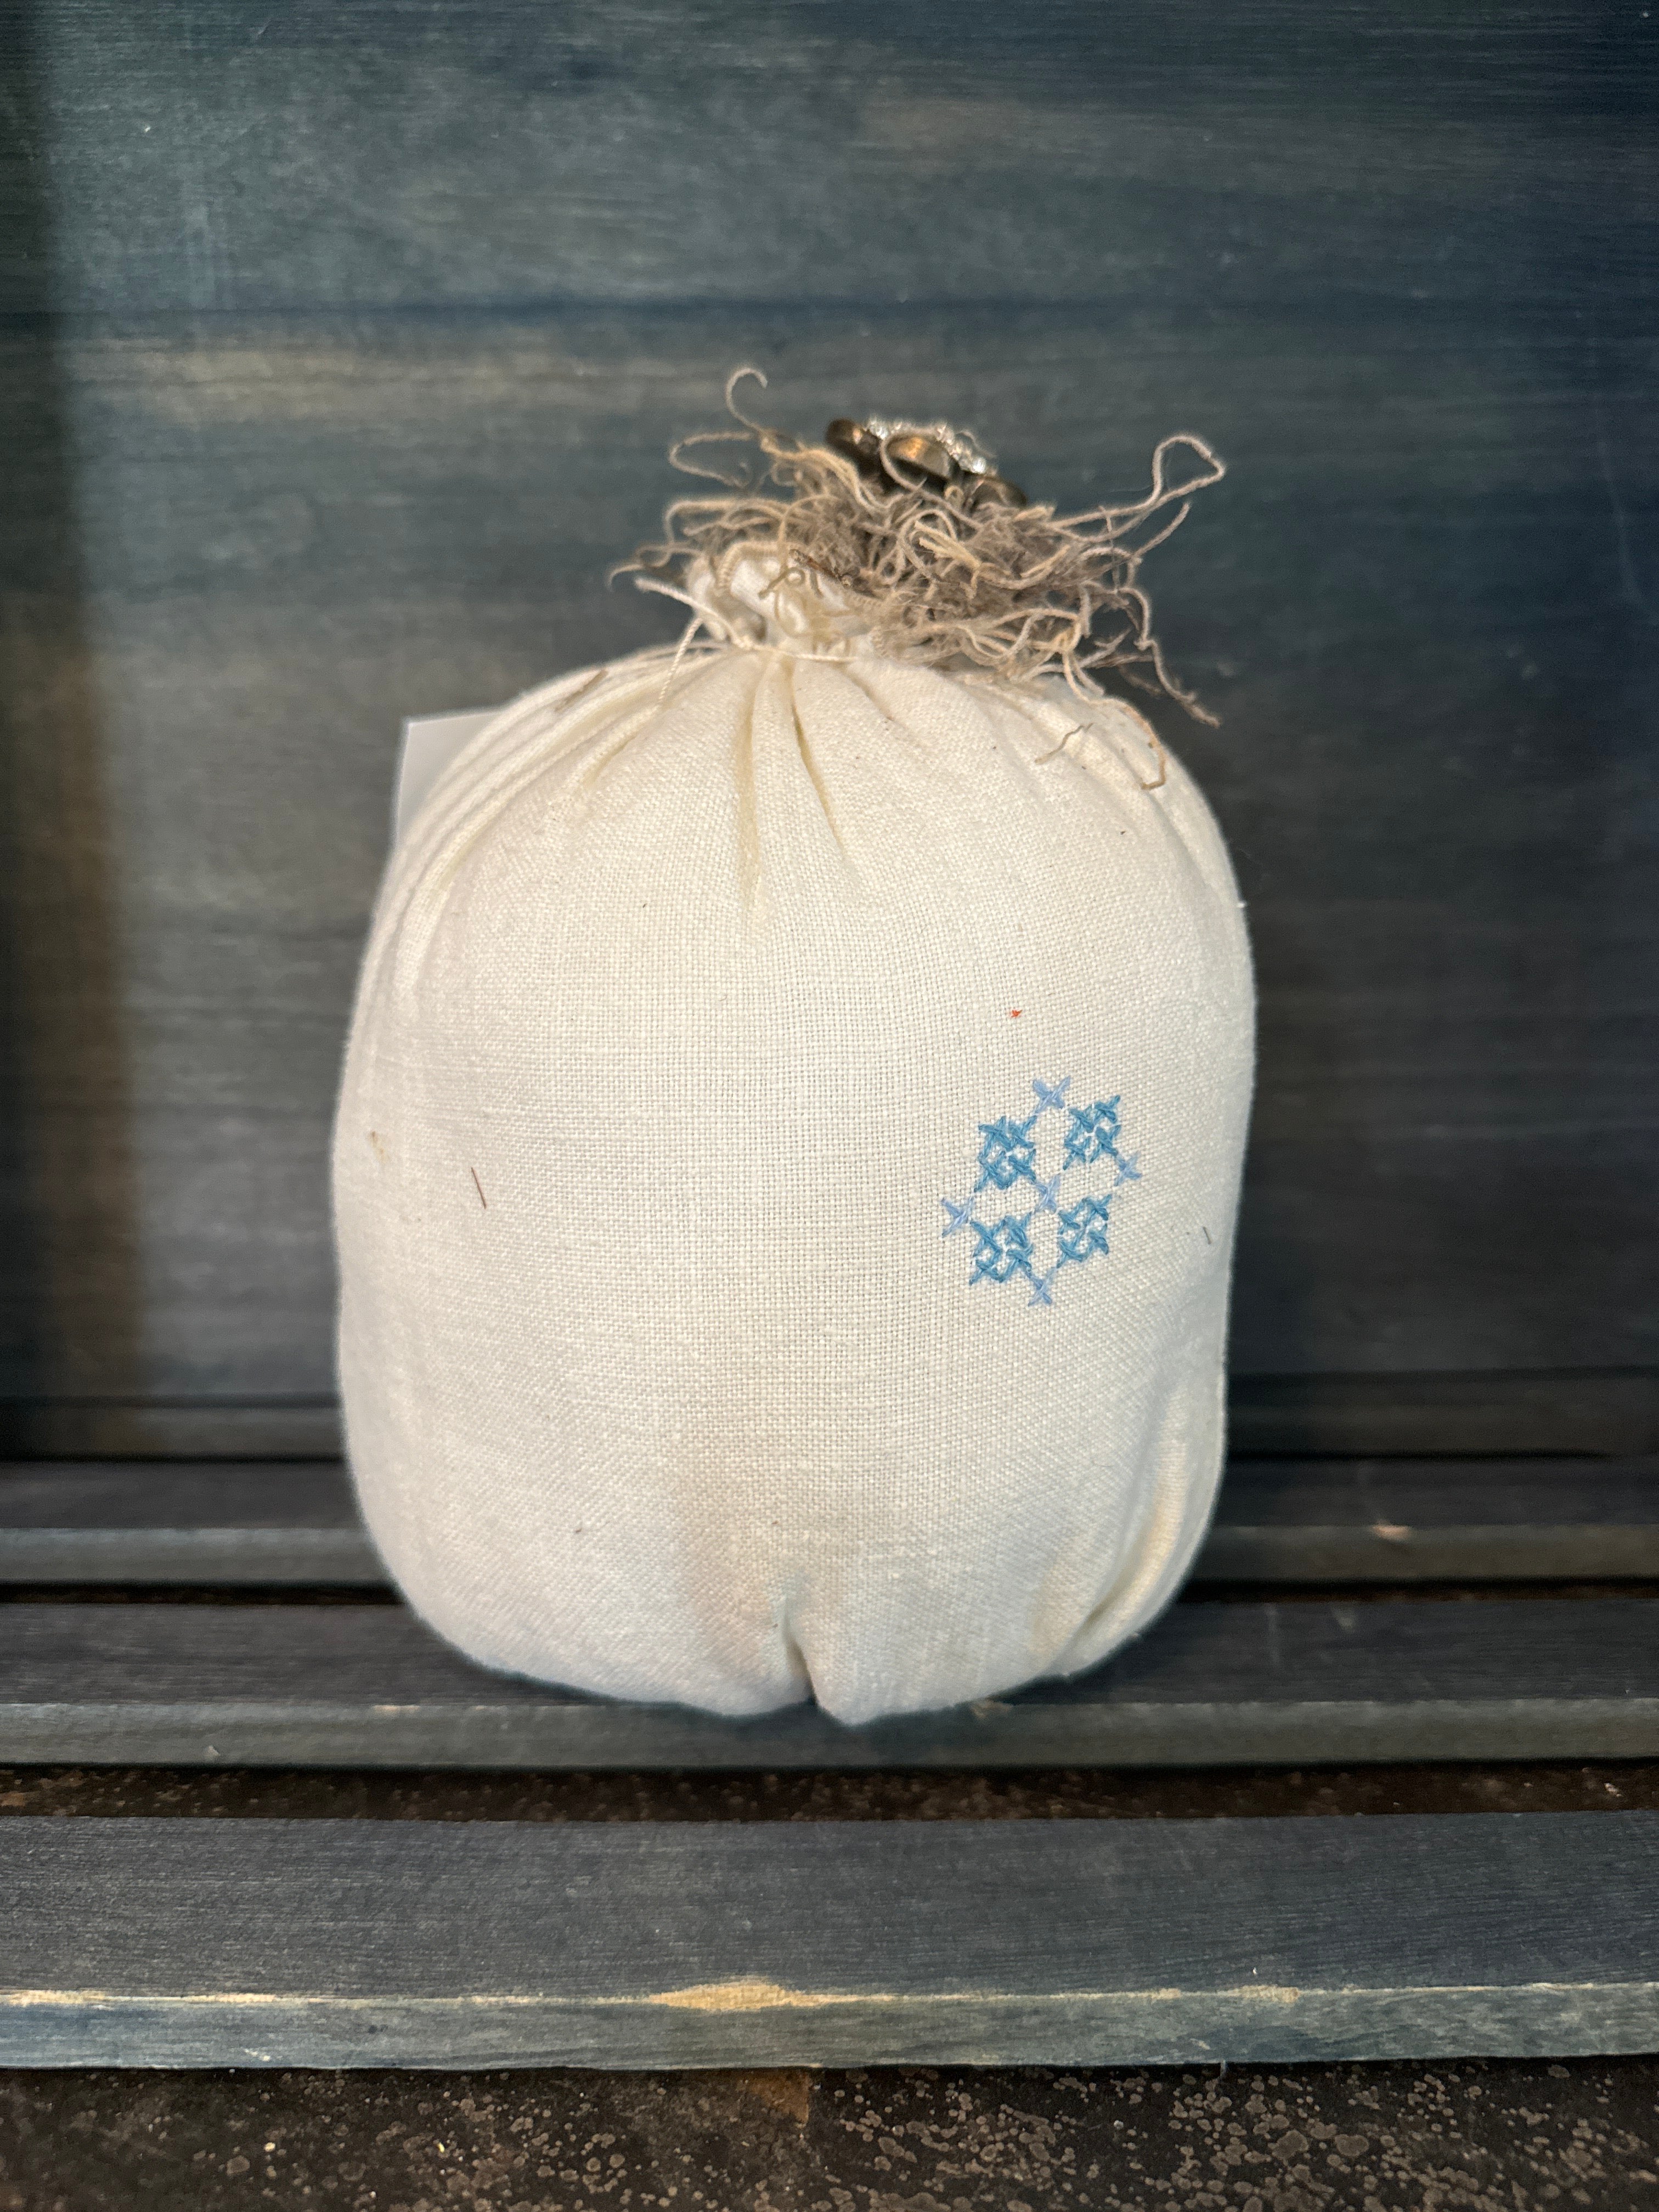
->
left=333, top=388, right=1253, bottom=1724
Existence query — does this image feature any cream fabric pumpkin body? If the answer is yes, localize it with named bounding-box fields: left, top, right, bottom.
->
left=334, top=616, right=1254, bottom=1725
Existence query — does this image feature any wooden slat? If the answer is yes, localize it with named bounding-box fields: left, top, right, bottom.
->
left=1226, top=1373, right=1659, bottom=1462
left=15, top=4, right=1655, bottom=319
left=0, top=1462, right=380, bottom=1585
left=2, top=1812, right=1656, bottom=2067
left=4, top=1458, right=1655, bottom=1588
left=5, top=1374, right=1658, bottom=1464
left=0, top=1596, right=1653, bottom=1769
left=1198, top=1456, right=1659, bottom=1583
left=0, top=1403, right=345, bottom=1464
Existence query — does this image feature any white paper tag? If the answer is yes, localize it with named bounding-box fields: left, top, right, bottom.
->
left=392, top=707, right=499, bottom=848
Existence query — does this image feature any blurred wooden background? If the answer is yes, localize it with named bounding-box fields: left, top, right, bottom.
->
left=2, top=0, right=1655, bottom=1456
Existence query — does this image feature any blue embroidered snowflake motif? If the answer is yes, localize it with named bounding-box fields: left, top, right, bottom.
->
left=939, top=1074, right=1140, bottom=1308
left=975, top=1115, right=1039, bottom=1190
left=1058, top=1193, right=1114, bottom=1264
left=969, top=1215, right=1035, bottom=1284
left=1063, top=1097, right=1125, bottom=1169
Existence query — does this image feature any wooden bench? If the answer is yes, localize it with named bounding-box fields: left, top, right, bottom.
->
left=4, top=0, right=1654, bottom=2149
left=4, top=1450, right=1655, bottom=2067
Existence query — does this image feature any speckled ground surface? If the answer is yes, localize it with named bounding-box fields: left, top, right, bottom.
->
left=0, top=1761, right=1655, bottom=1821
left=2, top=2057, right=1658, bottom=2210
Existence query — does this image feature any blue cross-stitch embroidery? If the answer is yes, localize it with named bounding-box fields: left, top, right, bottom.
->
left=940, top=1076, right=1140, bottom=1308
left=975, top=1114, right=1039, bottom=1190
left=1063, top=1097, right=1124, bottom=1169
left=970, top=1214, right=1035, bottom=1284
left=1058, top=1193, right=1113, bottom=1265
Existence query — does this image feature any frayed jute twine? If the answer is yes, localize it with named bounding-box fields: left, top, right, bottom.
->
left=620, top=369, right=1227, bottom=724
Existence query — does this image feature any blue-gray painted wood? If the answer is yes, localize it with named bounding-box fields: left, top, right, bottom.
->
left=7, top=1370, right=1658, bottom=1463
left=0, top=1402, right=346, bottom=1465
left=3, top=1813, right=1656, bottom=2067
left=4, top=1457, right=1657, bottom=1587
left=0, top=1460, right=377, bottom=1584
left=1200, top=1455, right=1659, bottom=1583
left=1, top=1596, right=1654, bottom=1768
left=1227, top=1372, right=1659, bottom=1463
left=3, top=2, right=1656, bottom=1415
left=8, top=2, right=1655, bottom=320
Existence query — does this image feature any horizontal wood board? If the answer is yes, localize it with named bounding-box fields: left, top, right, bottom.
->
left=7, top=1370, right=1659, bottom=1463
left=3, top=1812, right=1657, bottom=2067
left=2, top=1595, right=1655, bottom=1769
left=3, top=2, right=1657, bottom=1419
left=4, top=1456, right=1658, bottom=1587
left=7, top=3, right=1655, bottom=319
left=1202, top=1454, right=1659, bottom=1583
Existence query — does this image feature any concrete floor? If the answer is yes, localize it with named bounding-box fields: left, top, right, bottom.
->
left=2, top=2056, right=1657, bottom=2210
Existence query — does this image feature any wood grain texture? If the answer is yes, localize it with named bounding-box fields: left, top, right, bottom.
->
left=7, top=1370, right=1657, bottom=1462
left=0, top=1459, right=377, bottom=1584
left=9, top=2, right=1656, bottom=318
left=2, top=1, right=1655, bottom=1413
left=0, top=1, right=145, bottom=1409
left=4, top=311, right=1656, bottom=1406
left=3, top=1812, right=1656, bottom=2066
left=1227, top=1371, right=1659, bottom=1460
left=4, top=1455, right=1657, bottom=1587
left=0, top=1400, right=344, bottom=1463
left=1, top=1595, right=1654, bottom=1769
left=1198, top=1454, right=1659, bottom=1583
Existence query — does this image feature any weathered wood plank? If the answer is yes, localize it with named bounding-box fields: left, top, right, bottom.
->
left=1199, top=1456, right=1659, bottom=1583
left=0, top=1403, right=345, bottom=1464
left=1226, top=1372, right=1659, bottom=1461
left=2, top=1813, right=1656, bottom=2067
left=7, top=1372, right=1658, bottom=1464
left=4, top=1, right=1655, bottom=1413
left=7, top=307, right=1651, bottom=1400
left=12, top=1, right=1655, bottom=318
left=0, top=1462, right=361, bottom=1531
left=0, top=1596, right=1652, bottom=1768
left=3, top=1455, right=1657, bottom=1587
left=0, top=1460, right=379, bottom=1584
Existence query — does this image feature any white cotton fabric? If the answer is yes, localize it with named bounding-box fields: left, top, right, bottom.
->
left=334, top=578, right=1254, bottom=1726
